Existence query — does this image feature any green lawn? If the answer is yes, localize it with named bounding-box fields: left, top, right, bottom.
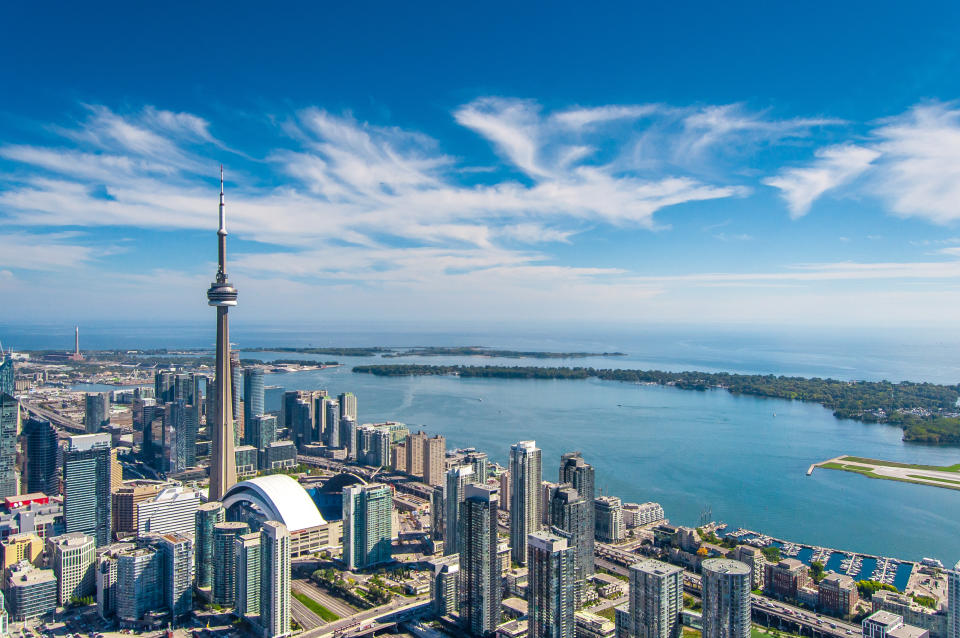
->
left=595, top=606, right=617, bottom=621
left=752, top=625, right=803, bottom=638
left=292, top=591, right=340, bottom=622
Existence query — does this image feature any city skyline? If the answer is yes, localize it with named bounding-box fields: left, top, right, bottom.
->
left=3, top=4, right=960, bottom=327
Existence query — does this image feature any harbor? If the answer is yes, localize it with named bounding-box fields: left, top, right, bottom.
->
left=724, top=528, right=914, bottom=591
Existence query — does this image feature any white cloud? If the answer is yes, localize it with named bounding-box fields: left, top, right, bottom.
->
left=0, top=232, right=105, bottom=271
left=869, top=102, right=960, bottom=224
left=763, top=144, right=880, bottom=218
left=551, top=104, right=660, bottom=129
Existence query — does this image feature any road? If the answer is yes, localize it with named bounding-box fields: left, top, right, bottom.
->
left=293, top=579, right=359, bottom=618
left=299, top=594, right=431, bottom=638
left=20, top=401, right=85, bottom=433
left=291, top=591, right=325, bottom=631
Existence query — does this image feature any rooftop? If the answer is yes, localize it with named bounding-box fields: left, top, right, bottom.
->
left=223, top=474, right=327, bottom=532
left=702, top=558, right=751, bottom=575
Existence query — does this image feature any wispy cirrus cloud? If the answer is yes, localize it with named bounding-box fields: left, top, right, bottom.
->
left=4, top=97, right=960, bottom=325
left=763, top=144, right=880, bottom=218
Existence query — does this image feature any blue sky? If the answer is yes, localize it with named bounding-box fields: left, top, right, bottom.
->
left=3, top=1, right=960, bottom=327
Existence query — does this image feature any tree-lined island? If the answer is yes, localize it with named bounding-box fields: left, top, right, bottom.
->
left=247, top=345, right=625, bottom=358
left=352, top=363, right=960, bottom=445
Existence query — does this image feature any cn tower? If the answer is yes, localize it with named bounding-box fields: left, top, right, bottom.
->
left=207, top=166, right=238, bottom=500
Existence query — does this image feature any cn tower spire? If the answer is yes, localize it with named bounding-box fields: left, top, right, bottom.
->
left=218, top=164, right=226, bottom=235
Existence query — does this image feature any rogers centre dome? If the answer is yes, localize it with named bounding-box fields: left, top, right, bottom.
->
left=222, top=474, right=327, bottom=532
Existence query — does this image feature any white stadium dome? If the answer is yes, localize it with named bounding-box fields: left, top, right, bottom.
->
left=222, top=474, right=327, bottom=532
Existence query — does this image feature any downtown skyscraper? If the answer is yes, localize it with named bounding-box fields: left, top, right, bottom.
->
left=459, top=483, right=501, bottom=637
left=206, top=167, right=238, bottom=501
left=510, top=440, right=542, bottom=565
left=629, top=558, right=684, bottom=638
left=443, top=464, right=476, bottom=556
left=548, top=484, right=594, bottom=593
left=62, top=433, right=112, bottom=546
left=342, top=483, right=393, bottom=570
left=259, top=521, right=291, bottom=638
left=527, top=530, right=575, bottom=638
left=0, top=354, right=18, bottom=498
left=22, top=417, right=58, bottom=496
left=243, top=368, right=265, bottom=439
left=701, top=558, right=751, bottom=638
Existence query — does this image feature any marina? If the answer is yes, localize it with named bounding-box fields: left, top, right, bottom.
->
left=726, top=528, right=914, bottom=591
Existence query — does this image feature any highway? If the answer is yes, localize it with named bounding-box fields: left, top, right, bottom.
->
left=20, top=401, right=85, bottom=434
left=299, top=595, right=432, bottom=638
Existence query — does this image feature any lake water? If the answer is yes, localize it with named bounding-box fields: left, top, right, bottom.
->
left=8, top=322, right=960, bottom=563
left=250, top=351, right=960, bottom=565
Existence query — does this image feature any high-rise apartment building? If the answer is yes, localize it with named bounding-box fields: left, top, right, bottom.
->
left=444, top=465, right=476, bottom=556
left=116, top=546, right=162, bottom=625
left=947, top=564, right=959, bottom=638
left=7, top=562, right=56, bottom=621
left=0, top=392, right=19, bottom=498
left=424, top=434, right=446, bottom=487
left=818, top=573, right=858, bottom=617
left=342, top=483, right=392, bottom=570
left=235, top=532, right=261, bottom=618
left=48, top=533, right=96, bottom=606
left=325, top=399, right=340, bottom=448
left=499, top=470, right=511, bottom=513
left=431, top=486, right=445, bottom=544
left=341, top=415, right=358, bottom=460
left=0, top=534, right=43, bottom=570
left=243, top=368, right=265, bottom=438
left=84, top=392, right=110, bottom=433
left=595, top=496, right=625, bottom=543
left=559, top=452, right=595, bottom=503
left=213, top=521, right=249, bottom=606
left=730, top=546, right=764, bottom=590
left=406, top=431, right=426, bottom=478
left=259, top=521, right=291, bottom=638
left=63, top=433, right=112, bottom=546
left=0, top=355, right=13, bottom=396
left=527, top=531, right=575, bottom=638
left=112, top=480, right=168, bottom=535
left=701, top=559, right=751, bottom=638
left=248, top=414, right=278, bottom=450
left=459, top=483, right=501, bottom=637
left=465, top=451, right=489, bottom=482
left=428, top=555, right=460, bottom=616
left=358, top=424, right=391, bottom=467
left=549, top=484, right=594, bottom=589
left=629, top=558, right=684, bottom=638
left=510, top=440, right=542, bottom=565
left=154, top=370, right=174, bottom=404
left=22, top=417, right=58, bottom=496
left=156, top=532, right=194, bottom=619
left=230, top=354, right=243, bottom=433
left=195, top=501, right=225, bottom=589
left=339, top=392, right=357, bottom=421
left=136, top=486, right=200, bottom=537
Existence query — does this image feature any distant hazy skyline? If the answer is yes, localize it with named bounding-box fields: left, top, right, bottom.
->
left=3, top=2, right=960, bottom=327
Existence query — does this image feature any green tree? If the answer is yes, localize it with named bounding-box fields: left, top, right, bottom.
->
left=810, top=561, right=826, bottom=583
